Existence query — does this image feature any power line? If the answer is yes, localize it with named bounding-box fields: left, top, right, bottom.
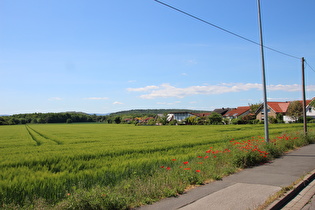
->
left=154, top=0, right=301, bottom=60
left=305, top=60, right=315, bottom=73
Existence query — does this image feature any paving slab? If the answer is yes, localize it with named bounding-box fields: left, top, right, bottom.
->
left=180, top=183, right=280, bottom=210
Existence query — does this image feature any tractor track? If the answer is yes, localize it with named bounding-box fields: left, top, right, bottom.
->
left=25, top=125, right=63, bottom=145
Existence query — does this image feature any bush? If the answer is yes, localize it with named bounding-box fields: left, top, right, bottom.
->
left=231, top=118, right=245, bottom=125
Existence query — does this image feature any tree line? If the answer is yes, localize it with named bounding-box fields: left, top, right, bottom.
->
left=0, top=112, right=158, bottom=125
left=0, top=112, right=97, bottom=125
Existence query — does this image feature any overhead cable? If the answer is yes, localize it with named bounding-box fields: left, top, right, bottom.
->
left=154, top=0, right=301, bottom=60
left=305, top=60, right=315, bottom=73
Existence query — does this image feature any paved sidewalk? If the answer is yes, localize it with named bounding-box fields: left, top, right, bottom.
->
left=282, top=178, right=315, bottom=210
left=138, top=143, right=315, bottom=210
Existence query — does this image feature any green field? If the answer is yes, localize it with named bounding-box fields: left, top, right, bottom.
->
left=0, top=123, right=314, bottom=209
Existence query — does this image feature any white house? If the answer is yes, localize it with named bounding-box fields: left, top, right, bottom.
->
left=283, top=98, right=314, bottom=123
left=167, top=112, right=193, bottom=122
left=306, top=98, right=315, bottom=119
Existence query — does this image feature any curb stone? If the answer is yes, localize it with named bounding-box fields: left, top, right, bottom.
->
left=266, top=169, right=315, bottom=210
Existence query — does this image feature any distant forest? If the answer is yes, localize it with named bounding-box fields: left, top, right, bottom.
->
left=111, top=109, right=210, bottom=115
left=0, top=109, right=210, bottom=125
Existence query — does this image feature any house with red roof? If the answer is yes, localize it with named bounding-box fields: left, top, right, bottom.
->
left=255, top=101, right=290, bottom=122
left=223, top=106, right=251, bottom=120
left=192, top=112, right=212, bottom=118
left=255, top=98, right=315, bottom=123
left=283, top=99, right=314, bottom=122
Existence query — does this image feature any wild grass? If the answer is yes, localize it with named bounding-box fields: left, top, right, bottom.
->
left=0, top=123, right=314, bottom=209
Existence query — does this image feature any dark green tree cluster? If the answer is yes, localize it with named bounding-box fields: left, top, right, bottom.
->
left=0, top=112, right=98, bottom=125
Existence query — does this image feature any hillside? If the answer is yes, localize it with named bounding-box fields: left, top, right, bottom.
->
left=110, top=109, right=211, bottom=116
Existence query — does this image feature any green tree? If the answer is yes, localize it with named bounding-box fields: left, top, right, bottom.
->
left=242, top=114, right=255, bottom=123
left=66, top=118, right=73, bottom=124
left=268, top=116, right=277, bottom=124
left=249, top=103, right=262, bottom=114
left=286, top=101, right=303, bottom=122
left=31, top=118, right=38, bottom=124
left=114, top=116, right=121, bottom=124
left=186, top=116, right=198, bottom=125
left=231, top=117, right=245, bottom=125
left=0, top=117, right=7, bottom=125
left=197, top=116, right=209, bottom=125
left=19, top=118, right=27, bottom=124
left=147, top=118, right=156, bottom=125
left=158, top=114, right=168, bottom=125
left=276, top=113, right=284, bottom=123
left=208, top=112, right=223, bottom=125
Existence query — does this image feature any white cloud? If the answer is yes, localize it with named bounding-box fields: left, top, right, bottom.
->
left=113, top=101, right=123, bottom=105
left=127, top=85, right=159, bottom=92
left=85, top=97, right=109, bottom=100
left=306, top=85, right=315, bottom=92
left=48, top=97, right=62, bottom=101
left=267, top=97, right=291, bottom=101
left=268, top=84, right=300, bottom=91
left=127, top=83, right=314, bottom=99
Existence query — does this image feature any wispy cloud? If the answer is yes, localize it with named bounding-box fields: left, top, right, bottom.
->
left=84, top=97, right=109, bottom=100
left=48, top=97, right=62, bottom=101
left=186, top=59, right=197, bottom=65
left=127, top=83, right=315, bottom=99
left=127, top=85, right=159, bottom=92
left=267, top=97, right=291, bottom=101
left=113, top=101, right=123, bottom=105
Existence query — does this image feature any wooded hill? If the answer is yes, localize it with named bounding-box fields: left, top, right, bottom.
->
left=110, top=109, right=211, bottom=116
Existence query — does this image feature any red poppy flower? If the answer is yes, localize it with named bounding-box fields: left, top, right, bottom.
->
left=166, top=167, right=171, bottom=170
left=196, top=170, right=201, bottom=173
left=160, top=166, right=165, bottom=168
left=184, top=168, right=191, bottom=170
left=172, top=159, right=176, bottom=161
left=183, top=161, right=189, bottom=165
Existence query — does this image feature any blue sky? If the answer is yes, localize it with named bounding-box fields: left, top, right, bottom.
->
left=1, top=0, right=314, bottom=115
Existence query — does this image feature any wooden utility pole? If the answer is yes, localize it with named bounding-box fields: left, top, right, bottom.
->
left=302, top=57, right=307, bottom=135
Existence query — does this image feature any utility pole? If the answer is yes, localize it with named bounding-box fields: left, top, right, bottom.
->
left=301, top=57, right=307, bottom=135
left=257, top=0, right=269, bottom=142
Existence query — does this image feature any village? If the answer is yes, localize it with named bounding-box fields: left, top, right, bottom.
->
left=127, top=98, right=315, bottom=125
